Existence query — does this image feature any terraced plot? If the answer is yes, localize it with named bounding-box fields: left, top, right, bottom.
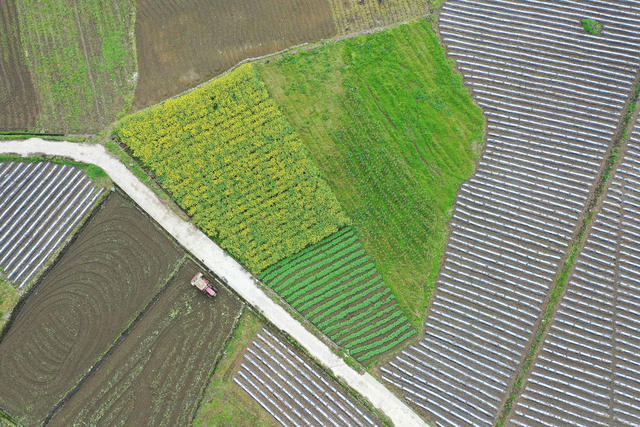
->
left=509, top=121, right=640, bottom=426
left=50, top=260, right=243, bottom=426
left=259, top=228, right=414, bottom=364
left=234, top=328, right=379, bottom=426
left=0, top=161, right=104, bottom=288
left=0, top=192, right=182, bottom=425
left=382, top=1, right=640, bottom=425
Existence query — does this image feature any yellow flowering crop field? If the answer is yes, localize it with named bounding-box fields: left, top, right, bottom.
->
left=116, top=64, right=349, bottom=273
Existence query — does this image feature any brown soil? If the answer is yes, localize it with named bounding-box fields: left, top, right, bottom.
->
left=49, top=260, right=243, bottom=426
left=0, top=192, right=183, bottom=425
left=132, top=0, right=336, bottom=109
left=0, top=0, right=38, bottom=131
left=192, top=309, right=278, bottom=427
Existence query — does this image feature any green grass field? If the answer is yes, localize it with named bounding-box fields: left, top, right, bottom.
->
left=259, top=227, right=415, bottom=364
left=116, top=64, right=349, bottom=273
left=14, top=0, right=136, bottom=133
left=260, top=20, right=485, bottom=327
left=0, top=272, right=20, bottom=332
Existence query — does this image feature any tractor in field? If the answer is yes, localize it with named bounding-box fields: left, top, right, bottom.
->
left=191, top=272, right=216, bottom=297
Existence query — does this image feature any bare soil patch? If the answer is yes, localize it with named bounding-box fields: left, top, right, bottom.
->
left=50, top=260, right=243, bottom=426
left=133, top=0, right=335, bottom=109
left=0, top=0, right=38, bottom=131
left=0, top=192, right=182, bottom=425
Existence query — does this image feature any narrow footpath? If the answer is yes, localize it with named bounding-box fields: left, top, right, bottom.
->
left=0, top=139, right=425, bottom=427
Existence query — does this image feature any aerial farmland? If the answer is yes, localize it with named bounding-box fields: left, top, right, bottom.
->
left=1, top=0, right=640, bottom=426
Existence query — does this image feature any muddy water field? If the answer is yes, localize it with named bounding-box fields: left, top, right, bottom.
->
left=0, top=191, right=241, bottom=425
left=49, top=260, right=243, bottom=426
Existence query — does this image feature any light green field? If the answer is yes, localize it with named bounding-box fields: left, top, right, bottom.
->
left=116, top=64, right=349, bottom=273
left=260, top=19, right=485, bottom=327
left=14, top=0, right=136, bottom=133
left=0, top=272, right=19, bottom=332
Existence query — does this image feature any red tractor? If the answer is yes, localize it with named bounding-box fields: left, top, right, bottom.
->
left=191, top=272, right=216, bottom=297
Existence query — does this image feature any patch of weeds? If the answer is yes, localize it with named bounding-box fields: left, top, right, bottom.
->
left=581, top=18, right=603, bottom=35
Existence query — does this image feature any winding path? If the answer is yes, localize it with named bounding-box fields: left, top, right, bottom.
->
left=0, top=138, right=425, bottom=427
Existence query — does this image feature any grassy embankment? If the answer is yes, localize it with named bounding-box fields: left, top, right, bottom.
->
left=260, top=19, right=485, bottom=327
left=0, top=271, right=20, bottom=332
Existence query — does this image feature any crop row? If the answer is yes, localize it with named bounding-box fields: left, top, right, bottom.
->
left=116, top=63, right=349, bottom=273
left=270, top=236, right=359, bottom=290
left=357, top=329, right=416, bottom=361
left=283, top=253, right=371, bottom=301
left=276, top=245, right=364, bottom=296
left=260, top=227, right=355, bottom=283
left=260, top=227, right=414, bottom=363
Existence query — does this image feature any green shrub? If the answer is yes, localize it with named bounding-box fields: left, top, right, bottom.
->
left=581, top=18, right=603, bottom=35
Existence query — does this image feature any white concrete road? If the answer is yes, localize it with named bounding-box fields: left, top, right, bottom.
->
left=0, top=139, right=426, bottom=427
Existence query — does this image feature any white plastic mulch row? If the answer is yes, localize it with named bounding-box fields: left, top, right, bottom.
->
left=0, top=161, right=103, bottom=288
left=382, top=1, right=640, bottom=425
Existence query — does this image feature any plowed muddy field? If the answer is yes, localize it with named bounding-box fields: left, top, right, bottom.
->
left=0, top=0, right=38, bottom=131
left=0, top=192, right=183, bottom=425
left=50, top=260, right=243, bottom=426
left=133, top=0, right=335, bottom=109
